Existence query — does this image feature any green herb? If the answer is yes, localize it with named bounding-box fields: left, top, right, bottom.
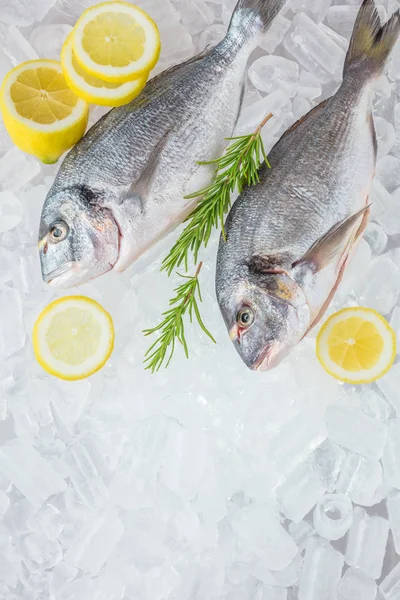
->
left=161, top=112, right=273, bottom=276
left=143, top=262, right=215, bottom=372
left=144, top=113, right=273, bottom=371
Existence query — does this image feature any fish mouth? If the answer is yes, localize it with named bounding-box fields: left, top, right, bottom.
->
left=251, top=343, right=274, bottom=371
left=42, top=262, right=75, bottom=286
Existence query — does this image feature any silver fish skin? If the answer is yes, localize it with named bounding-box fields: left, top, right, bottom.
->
left=38, top=0, right=288, bottom=288
left=216, top=0, right=400, bottom=372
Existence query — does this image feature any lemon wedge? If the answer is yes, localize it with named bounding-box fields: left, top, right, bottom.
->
left=72, top=1, right=160, bottom=83
left=33, top=296, right=114, bottom=381
left=61, top=34, right=148, bottom=106
left=316, top=307, right=396, bottom=384
left=0, top=60, right=88, bottom=164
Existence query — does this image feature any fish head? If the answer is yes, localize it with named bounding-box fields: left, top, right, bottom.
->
left=218, top=267, right=310, bottom=371
left=38, top=186, right=120, bottom=288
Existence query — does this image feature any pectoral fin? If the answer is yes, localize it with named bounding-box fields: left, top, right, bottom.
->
left=292, top=204, right=371, bottom=273
left=125, top=130, right=171, bottom=206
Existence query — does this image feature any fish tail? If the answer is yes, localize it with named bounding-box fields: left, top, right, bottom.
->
left=344, top=0, right=400, bottom=79
left=227, top=0, right=288, bottom=41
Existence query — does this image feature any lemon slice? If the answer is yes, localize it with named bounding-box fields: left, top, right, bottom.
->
left=316, top=307, right=396, bottom=384
left=0, top=60, right=88, bottom=164
left=61, top=34, right=148, bottom=106
left=72, top=1, right=160, bottom=83
left=33, top=296, right=114, bottom=381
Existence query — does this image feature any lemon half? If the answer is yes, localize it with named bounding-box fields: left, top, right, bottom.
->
left=72, top=1, right=160, bottom=83
left=0, top=60, right=88, bottom=164
left=61, top=34, right=148, bottom=106
left=316, top=307, right=396, bottom=384
left=33, top=296, right=114, bottom=381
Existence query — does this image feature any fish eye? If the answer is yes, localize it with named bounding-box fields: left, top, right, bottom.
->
left=237, top=307, right=254, bottom=328
left=49, top=221, right=69, bottom=243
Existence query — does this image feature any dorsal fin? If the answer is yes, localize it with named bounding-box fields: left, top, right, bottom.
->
left=149, top=47, right=212, bottom=86
left=281, top=97, right=331, bottom=140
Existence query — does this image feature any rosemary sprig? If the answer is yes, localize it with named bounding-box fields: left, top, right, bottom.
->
left=161, top=112, right=273, bottom=276
left=143, top=262, right=215, bottom=372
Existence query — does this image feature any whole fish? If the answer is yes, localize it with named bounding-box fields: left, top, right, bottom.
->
left=216, top=0, right=400, bottom=371
left=38, top=0, right=288, bottom=288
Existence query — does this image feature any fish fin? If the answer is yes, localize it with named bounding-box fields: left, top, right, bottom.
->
left=149, top=48, right=212, bottom=84
left=292, top=205, right=371, bottom=272
left=344, top=0, right=400, bottom=79
left=280, top=98, right=330, bottom=139
left=126, top=130, right=171, bottom=205
left=227, top=0, right=289, bottom=39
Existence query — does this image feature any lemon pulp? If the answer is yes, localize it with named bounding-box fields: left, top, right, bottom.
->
left=82, top=12, right=146, bottom=66
left=316, top=307, right=396, bottom=384
left=33, top=296, right=114, bottom=381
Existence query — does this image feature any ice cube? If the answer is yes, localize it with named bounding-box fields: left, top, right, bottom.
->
left=326, top=405, right=388, bottom=461
left=0, top=0, right=57, bottom=27
left=267, top=413, right=328, bottom=486
left=380, top=562, right=400, bottom=599
left=64, top=509, right=124, bottom=574
left=359, top=255, right=400, bottom=314
left=21, top=532, right=62, bottom=572
left=390, top=306, right=400, bottom=342
left=363, top=222, right=388, bottom=257
left=197, top=24, right=226, bottom=51
left=254, top=585, right=288, bottom=600
left=27, top=503, right=63, bottom=542
left=388, top=34, right=400, bottom=81
left=134, top=0, right=181, bottom=25
left=376, top=191, right=400, bottom=236
left=248, top=56, right=299, bottom=97
left=160, top=424, right=207, bottom=500
left=65, top=438, right=109, bottom=508
left=387, top=492, right=400, bottom=555
left=327, top=5, right=386, bottom=39
left=313, top=493, right=353, bottom=541
left=0, top=439, right=66, bottom=506
left=0, top=288, right=25, bottom=357
left=283, top=13, right=346, bottom=84
left=345, top=507, right=389, bottom=579
left=336, top=453, right=383, bottom=507
left=308, top=440, right=346, bottom=492
left=297, top=70, right=322, bottom=100
left=235, top=90, right=292, bottom=137
left=0, top=191, right=23, bottom=232
left=375, top=117, right=396, bottom=159
left=382, top=419, right=400, bottom=488
left=30, top=24, right=73, bottom=60
left=290, top=0, right=332, bottom=22
left=376, top=156, right=400, bottom=193
left=288, top=520, right=315, bottom=552
left=293, top=96, right=312, bottom=120
left=0, top=148, right=40, bottom=192
left=298, top=536, right=344, bottom=600
left=178, top=0, right=215, bottom=35
left=155, top=22, right=194, bottom=72
left=0, top=119, right=12, bottom=158
left=230, top=504, right=297, bottom=571
left=338, top=568, right=377, bottom=600
left=259, top=14, right=291, bottom=53
left=336, top=238, right=372, bottom=300
left=277, top=462, right=326, bottom=523
left=377, top=364, right=400, bottom=415
left=1, top=25, right=38, bottom=67
left=0, top=490, right=10, bottom=517
left=370, top=179, right=393, bottom=222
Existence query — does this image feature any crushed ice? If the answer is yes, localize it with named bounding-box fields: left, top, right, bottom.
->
left=0, top=0, right=400, bottom=598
